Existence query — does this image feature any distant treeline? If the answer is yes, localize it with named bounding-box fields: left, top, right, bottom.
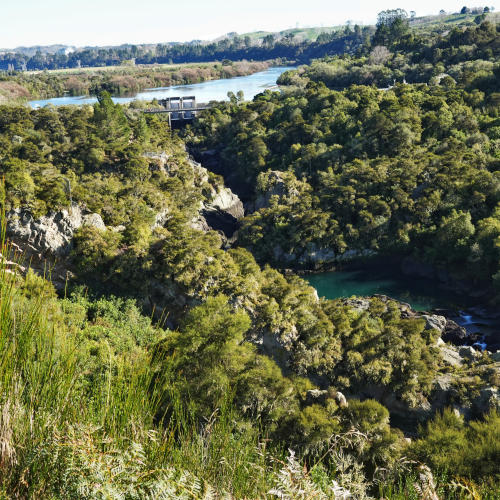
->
left=0, top=28, right=371, bottom=71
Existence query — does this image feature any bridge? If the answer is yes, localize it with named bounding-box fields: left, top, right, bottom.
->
left=143, top=96, right=212, bottom=125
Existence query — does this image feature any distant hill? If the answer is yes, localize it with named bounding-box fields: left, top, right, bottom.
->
left=0, top=10, right=497, bottom=71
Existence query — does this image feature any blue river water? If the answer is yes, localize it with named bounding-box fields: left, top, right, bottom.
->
left=28, top=66, right=293, bottom=108
left=305, top=268, right=500, bottom=349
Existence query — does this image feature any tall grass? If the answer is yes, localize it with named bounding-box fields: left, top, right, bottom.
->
left=0, top=220, right=281, bottom=498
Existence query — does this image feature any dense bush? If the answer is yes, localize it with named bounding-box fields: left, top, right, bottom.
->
left=188, top=63, right=500, bottom=289
left=1, top=13, right=499, bottom=496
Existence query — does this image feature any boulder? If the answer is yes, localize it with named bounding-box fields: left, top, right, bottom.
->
left=82, top=213, right=106, bottom=231
left=422, top=314, right=447, bottom=333
left=459, top=346, right=479, bottom=361
left=441, top=320, right=468, bottom=344
left=473, top=386, right=500, bottom=413
left=431, top=374, right=455, bottom=407
left=7, top=206, right=105, bottom=256
left=334, top=391, right=348, bottom=408
left=305, top=389, right=328, bottom=406
left=206, top=186, right=244, bottom=219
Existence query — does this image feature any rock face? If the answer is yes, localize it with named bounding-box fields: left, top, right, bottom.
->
left=190, top=160, right=244, bottom=241
left=143, top=152, right=244, bottom=241
left=205, top=186, right=244, bottom=219
left=272, top=243, right=376, bottom=269
left=7, top=206, right=105, bottom=256
left=337, top=295, right=500, bottom=424
left=441, top=320, right=468, bottom=344
left=254, top=170, right=299, bottom=211
left=422, top=314, right=447, bottom=332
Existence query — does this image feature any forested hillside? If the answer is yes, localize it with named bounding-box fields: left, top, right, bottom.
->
left=1, top=7, right=499, bottom=500
left=187, top=19, right=500, bottom=294
left=0, top=10, right=495, bottom=71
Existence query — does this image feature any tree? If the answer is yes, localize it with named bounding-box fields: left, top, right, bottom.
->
left=369, top=45, right=391, bottom=65
left=263, top=34, right=275, bottom=47
left=92, top=91, right=131, bottom=158
left=460, top=6, right=470, bottom=14
left=374, top=9, right=410, bottom=45
left=439, top=9, right=446, bottom=15
left=158, top=294, right=253, bottom=411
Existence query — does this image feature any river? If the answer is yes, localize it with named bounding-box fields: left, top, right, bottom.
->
left=28, top=66, right=293, bottom=108
left=306, top=266, right=500, bottom=350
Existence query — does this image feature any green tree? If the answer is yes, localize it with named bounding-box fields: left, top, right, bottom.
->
left=374, top=9, right=409, bottom=45
left=91, top=91, right=131, bottom=159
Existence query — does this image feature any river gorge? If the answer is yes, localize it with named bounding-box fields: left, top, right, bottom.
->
left=26, top=65, right=500, bottom=353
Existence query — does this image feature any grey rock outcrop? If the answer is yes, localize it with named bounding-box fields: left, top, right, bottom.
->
left=422, top=314, right=447, bottom=332
left=459, top=345, right=480, bottom=361
left=441, top=320, right=468, bottom=344
left=7, top=206, right=105, bottom=256
left=304, top=389, right=348, bottom=408
left=334, top=391, right=348, bottom=408
left=254, top=170, right=299, bottom=210
left=439, top=345, right=464, bottom=367
left=205, top=186, right=244, bottom=219
left=474, top=386, right=500, bottom=412
left=271, top=243, right=375, bottom=268
left=305, top=389, right=329, bottom=406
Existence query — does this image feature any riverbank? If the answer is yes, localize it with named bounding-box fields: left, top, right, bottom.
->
left=304, top=257, right=500, bottom=351
left=26, top=66, right=293, bottom=107
left=0, top=60, right=276, bottom=102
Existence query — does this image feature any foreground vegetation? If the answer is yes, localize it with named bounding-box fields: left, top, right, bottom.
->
left=1, top=237, right=499, bottom=498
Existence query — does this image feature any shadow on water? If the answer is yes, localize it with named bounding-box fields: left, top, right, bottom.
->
left=306, top=267, right=468, bottom=312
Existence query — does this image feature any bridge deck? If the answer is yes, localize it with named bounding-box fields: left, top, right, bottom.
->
left=143, top=105, right=211, bottom=114
left=142, top=97, right=214, bottom=121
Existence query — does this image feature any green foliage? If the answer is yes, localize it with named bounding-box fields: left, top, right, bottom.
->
left=374, top=9, right=410, bottom=45
left=189, top=60, right=500, bottom=287
left=2, top=16, right=500, bottom=495
left=410, top=408, right=500, bottom=482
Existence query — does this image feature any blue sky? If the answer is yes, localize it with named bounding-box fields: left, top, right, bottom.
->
left=1, top=0, right=497, bottom=48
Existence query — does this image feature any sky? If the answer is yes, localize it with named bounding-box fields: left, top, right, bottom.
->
left=0, top=0, right=498, bottom=48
